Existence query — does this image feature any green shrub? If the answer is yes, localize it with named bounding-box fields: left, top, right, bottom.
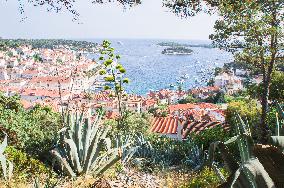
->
left=191, top=126, right=230, bottom=150
left=178, top=94, right=199, bottom=104
left=145, top=134, right=194, bottom=166
left=148, top=104, right=168, bottom=117
left=190, top=126, right=240, bottom=163
left=247, top=71, right=284, bottom=102
left=226, top=99, right=260, bottom=135
left=181, top=167, right=226, bottom=188
left=3, top=146, right=55, bottom=181
left=0, top=97, right=61, bottom=158
left=105, top=111, right=151, bottom=138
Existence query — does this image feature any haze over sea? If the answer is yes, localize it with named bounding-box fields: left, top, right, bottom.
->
left=89, top=39, right=233, bottom=95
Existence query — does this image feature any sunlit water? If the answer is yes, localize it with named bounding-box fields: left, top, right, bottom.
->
left=88, top=39, right=233, bottom=95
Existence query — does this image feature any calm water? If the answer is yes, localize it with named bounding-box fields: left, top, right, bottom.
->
left=89, top=39, right=233, bottom=95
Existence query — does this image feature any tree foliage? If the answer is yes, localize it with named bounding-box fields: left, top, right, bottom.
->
left=13, top=0, right=142, bottom=21
left=209, top=0, right=284, bottom=142
left=10, top=0, right=225, bottom=21
left=178, top=94, right=199, bottom=104
left=248, top=71, right=284, bottom=102
left=163, top=0, right=219, bottom=17
left=0, top=94, right=61, bottom=158
left=105, top=111, right=151, bottom=139
left=226, top=99, right=261, bottom=137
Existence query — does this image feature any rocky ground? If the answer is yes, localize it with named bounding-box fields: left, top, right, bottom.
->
left=108, top=168, right=162, bottom=188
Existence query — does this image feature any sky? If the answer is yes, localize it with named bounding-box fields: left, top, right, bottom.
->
left=0, top=0, right=218, bottom=40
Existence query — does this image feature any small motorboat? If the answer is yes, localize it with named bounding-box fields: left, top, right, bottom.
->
left=177, top=79, right=185, bottom=84
left=181, top=74, right=189, bottom=79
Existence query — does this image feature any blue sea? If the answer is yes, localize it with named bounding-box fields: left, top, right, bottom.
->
left=88, top=39, right=233, bottom=95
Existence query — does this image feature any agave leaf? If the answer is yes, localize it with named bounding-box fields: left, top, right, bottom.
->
left=0, top=133, right=8, bottom=154
left=52, top=113, right=121, bottom=177
left=77, top=113, right=85, bottom=162
left=122, top=146, right=138, bottom=164
left=50, top=148, right=76, bottom=177
left=64, top=139, right=83, bottom=173
left=104, top=138, right=112, bottom=151
left=79, top=112, right=84, bottom=123
left=0, top=154, right=7, bottom=180
left=234, top=115, right=254, bottom=162
left=94, top=154, right=121, bottom=176
left=83, top=130, right=104, bottom=173
left=275, top=112, right=280, bottom=136
left=212, top=163, right=226, bottom=183
left=88, top=140, right=107, bottom=172
left=7, top=159, right=13, bottom=180
left=207, top=141, right=239, bottom=174
left=269, top=136, right=284, bottom=149
left=229, top=168, right=241, bottom=187
left=82, top=117, right=92, bottom=164
left=225, top=135, right=239, bottom=145
left=242, top=158, right=275, bottom=188
left=276, top=102, right=284, bottom=119
left=90, top=116, right=101, bottom=143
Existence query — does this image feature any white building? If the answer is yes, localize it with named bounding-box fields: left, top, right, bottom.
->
left=214, top=72, right=243, bottom=94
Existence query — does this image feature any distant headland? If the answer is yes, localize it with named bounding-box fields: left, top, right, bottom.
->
left=158, top=41, right=213, bottom=55
left=161, top=46, right=193, bottom=55
left=157, top=42, right=213, bottom=49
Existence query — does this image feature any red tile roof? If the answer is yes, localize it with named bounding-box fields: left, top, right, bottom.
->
left=105, top=111, right=120, bottom=119
left=168, top=103, right=197, bottom=113
left=151, top=116, right=229, bottom=139
left=30, top=76, right=72, bottom=84
left=20, top=99, right=33, bottom=109
left=151, top=116, right=180, bottom=134
left=168, top=103, right=220, bottom=114
left=20, top=88, right=70, bottom=98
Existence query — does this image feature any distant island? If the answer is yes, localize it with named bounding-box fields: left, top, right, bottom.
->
left=157, top=42, right=213, bottom=49
left=162, top=46, right=193, bottom=55
left=0, top=39, right=98, bottom=53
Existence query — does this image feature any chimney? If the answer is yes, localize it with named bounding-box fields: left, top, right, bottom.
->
left=177, top=120, right=183, bottom=141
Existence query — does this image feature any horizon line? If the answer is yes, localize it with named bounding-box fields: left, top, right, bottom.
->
left=1, top=37, right=212, bottom=42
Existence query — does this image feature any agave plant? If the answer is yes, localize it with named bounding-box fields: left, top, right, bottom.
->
left=269, top=102, right=284, bottom=150
left=51, top=112, right=133, bottom=177
left=0, top=132, right=13, bottom=180
left=133, top=133, right=153, bottom=159
left=205, top=114, right=276, bottom=188
left=185, top=142, right=204, bottom=171
left=118, top=135, right=138, bottom=165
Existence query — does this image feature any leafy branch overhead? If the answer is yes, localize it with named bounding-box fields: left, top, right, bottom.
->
left=13, top=0, right=221, bottom=21
left=14, top=0, right=142, bottom=21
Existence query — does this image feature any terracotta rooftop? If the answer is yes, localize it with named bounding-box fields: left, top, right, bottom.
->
left=151, top=116, right=229, bottom=139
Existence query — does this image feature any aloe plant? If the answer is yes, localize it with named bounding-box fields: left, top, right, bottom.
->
left=0, top=132, right=13, bottom=180
left=51, top=112, right=133, bottom=177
